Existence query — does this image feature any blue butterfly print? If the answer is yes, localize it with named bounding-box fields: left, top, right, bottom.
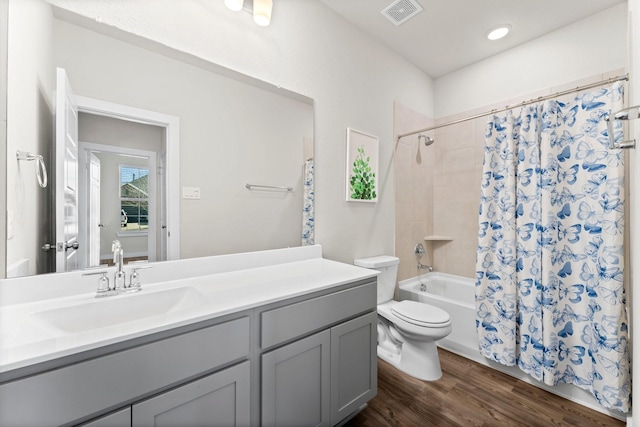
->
left=596, top=354, right=628, bottom=379
left=562, top=365, right=595, bottom=387
left=516, top=188, right=537, bottom=203
left=478, top=221, right=489, bottom=238
left=588, top=323, right=626, bottom=353
left=581, top=97, right=606, bottom=111
left=582, top=162, right=606, bottom=172
left=557, top=321, right=574, bottom=338
left=552, top=188, right=585, bottom=206
left=559, top=104, right=578, bottom=127
left=598, top=265, right=623, bottom=282
left=518, top=168, right=534, bottom=186
left=579, top=263, right=599, bottom=290
left=557, top=146, right=571, bottom=162
left=518, top=278, right=539, bottom=297
left=484, top=282, right=504, bottom=302
left=557, top=261, right=572, bottom=278
left=600, top=315, right=624, bottom=336
left=600, top=283, right=625, bottom=305
left=560, top=244, right=587, bottom=263
left=600, top=244, right=622, bottom=265
left=481, top=171, right=492, bottom=188
left=558, top=164, right=579, bottom=185
left=576, top=140, right=607, bottom=164
left=558, top=279, right=585, bottom=302
left=586, top=300, right=602, bottom=321
left=559, top=341, right=586, bottom=366
left=584, top=235, right=603, bottom=260
left=602, top=216, right=624, bottom=236
left=556, top=203, right=571, bottom=219
left=495, top=300, right=516, bottom=322
left=558, top=305, right=589, bottom=325
left=606, top=149, right=624, bottom=167
left=557, top=223, right=582, bottom=244
left=599, top=197, right=623, bottom=214
left=577, top=201, right=602, bottom=227
left=537, top=224, right=555, bottom=247
left=479, top=334, right=503, bottom=351
left=539, top=168, right=555, bottom=189
left=516, top=223, right=534, bottom=241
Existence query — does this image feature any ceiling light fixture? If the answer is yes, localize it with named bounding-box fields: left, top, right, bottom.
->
left=486, top=24, right=511, bottom=41
left=224, top=0, right=244, bottom=12
left=253, top=0, right=273, bottom=26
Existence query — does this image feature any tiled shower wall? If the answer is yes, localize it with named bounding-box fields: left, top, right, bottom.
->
left=394, top=70, right=626, bottom=283
left=393, top=101, right=482, bottom=282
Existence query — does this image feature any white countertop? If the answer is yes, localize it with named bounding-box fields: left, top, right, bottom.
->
left=0, top=247, right=377, bottom=375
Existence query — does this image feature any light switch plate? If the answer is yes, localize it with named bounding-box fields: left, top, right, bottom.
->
left=182, top=187, right=201, bottom=199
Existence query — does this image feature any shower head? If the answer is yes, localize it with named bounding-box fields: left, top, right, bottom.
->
left=418, top=134, right=435, bottom=146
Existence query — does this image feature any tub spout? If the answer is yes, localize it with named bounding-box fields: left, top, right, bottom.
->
left=417, top=262, right=433, bottom=272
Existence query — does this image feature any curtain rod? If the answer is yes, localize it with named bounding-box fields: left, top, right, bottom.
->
left=397, top=74, right=630, bottom=142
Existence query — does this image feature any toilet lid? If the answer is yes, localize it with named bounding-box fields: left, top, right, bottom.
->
left=391, top=300, right=450, bottom=327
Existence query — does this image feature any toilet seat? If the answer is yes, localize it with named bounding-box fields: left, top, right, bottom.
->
left=391, top=300, right=451, bottom=328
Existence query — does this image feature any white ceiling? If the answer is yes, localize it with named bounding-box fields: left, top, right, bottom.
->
left=320, top=0, right=626, bottom=78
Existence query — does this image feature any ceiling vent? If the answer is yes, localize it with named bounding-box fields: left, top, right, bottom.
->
left=381, top=0, right=423, bottom=26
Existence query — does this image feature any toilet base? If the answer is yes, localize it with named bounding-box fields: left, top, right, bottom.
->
left=377, top=339, right=443, bottom=381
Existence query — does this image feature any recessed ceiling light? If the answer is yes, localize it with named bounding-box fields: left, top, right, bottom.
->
left=486, top=25, right=511, bottom=41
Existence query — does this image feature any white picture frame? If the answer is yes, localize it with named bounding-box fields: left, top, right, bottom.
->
left=345, top=128, right=379, bottom=203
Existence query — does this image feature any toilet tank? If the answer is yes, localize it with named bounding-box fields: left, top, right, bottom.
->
left=353, top=256, right=399, bottom=304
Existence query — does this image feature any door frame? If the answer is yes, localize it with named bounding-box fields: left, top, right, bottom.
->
left=75, top=96, right=180, bottom=261
left=79, top=142, right=158, bottom=265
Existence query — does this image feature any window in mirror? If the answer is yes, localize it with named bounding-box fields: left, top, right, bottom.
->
left=119, top=165, right=149, bottom=233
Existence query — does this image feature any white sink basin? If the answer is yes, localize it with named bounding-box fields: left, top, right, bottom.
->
left=30, top=286, right=208, bottom=334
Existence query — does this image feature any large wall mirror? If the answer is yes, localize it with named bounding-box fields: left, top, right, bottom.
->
left=4, top=1, right=314, bottom=278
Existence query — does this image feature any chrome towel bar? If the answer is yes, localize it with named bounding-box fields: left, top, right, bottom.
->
left=245, top=183, right=293, bottom=192
left=605, top=105, right=639, bottom=149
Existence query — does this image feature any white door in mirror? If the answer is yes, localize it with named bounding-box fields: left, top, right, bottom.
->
left=55, top=68, right=80, bottom=273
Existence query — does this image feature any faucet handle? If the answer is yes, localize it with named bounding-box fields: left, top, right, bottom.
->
left=82, top=270, right=112, bottom=297
left=128, top=264, right=152, bottom=293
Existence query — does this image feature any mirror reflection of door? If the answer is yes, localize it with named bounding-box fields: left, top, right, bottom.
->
left=54, top=67, right=79, bottom=273
left=79, top=143, right=159, bottom=269
left=88, top=152, right=101, bottom=267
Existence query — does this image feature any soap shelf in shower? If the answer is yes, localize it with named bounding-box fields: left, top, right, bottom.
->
left=424, top=235, right=453, bottom=241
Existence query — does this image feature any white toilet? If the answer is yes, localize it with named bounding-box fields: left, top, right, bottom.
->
left=354, top=255, right=452, bottom=381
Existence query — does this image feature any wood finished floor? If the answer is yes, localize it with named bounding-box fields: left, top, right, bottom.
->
left=344, top=348, right=623, bottom=427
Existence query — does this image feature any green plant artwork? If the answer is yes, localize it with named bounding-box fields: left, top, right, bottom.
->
left=349, top=145, right=377, bottom=200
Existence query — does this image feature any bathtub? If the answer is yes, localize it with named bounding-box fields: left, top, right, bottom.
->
left=397, top=272, right=625, bottom=421
left=398, top=272, right=479, bottom=359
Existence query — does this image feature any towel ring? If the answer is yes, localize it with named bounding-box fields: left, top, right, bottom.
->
left=16, top=151, right=48, bottom=188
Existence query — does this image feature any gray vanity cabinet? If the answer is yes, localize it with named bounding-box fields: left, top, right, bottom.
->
left=80, top=408, right=132, bottom=427
left=132, top=361, right=251, bottom=427
left=259, top=281, right=378, bottom=427
left=330, top=311, right=377, bottom=425
left=261, top=330, right=331, bottom=427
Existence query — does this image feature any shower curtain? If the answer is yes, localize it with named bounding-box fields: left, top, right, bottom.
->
left=475, top=82, right=630, bottom=413
left=302, top=158, right=315, bottom=245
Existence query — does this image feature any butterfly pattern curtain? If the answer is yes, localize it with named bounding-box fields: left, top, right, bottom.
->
left=302, top=159, right=315, bottom=246
left=475, top=82, right=630, bottom=413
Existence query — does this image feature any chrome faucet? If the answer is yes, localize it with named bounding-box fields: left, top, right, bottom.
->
left=417, top=262, right=433, bottom=272
left=112, top=240, right=126, bottom=292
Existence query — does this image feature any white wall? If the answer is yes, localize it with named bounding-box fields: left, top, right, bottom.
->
left=47, top=0, right=435, bottom=264
left=6, top=0, right=55, bottom=275
left=435, top=4, right=628, bottom=118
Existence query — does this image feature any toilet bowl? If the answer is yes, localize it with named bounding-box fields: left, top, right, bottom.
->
left=354, top=255, right=452, bottom=381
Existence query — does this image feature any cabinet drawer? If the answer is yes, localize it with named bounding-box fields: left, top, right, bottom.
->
left=0, top=316, right=250, bottom=427
left=261, top=281, right=376, bottom=349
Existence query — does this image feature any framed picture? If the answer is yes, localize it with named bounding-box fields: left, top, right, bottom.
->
left=346, top=127, right=379, bottom=203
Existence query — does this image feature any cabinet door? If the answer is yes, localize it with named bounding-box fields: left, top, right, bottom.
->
left=261, top=330, right=330, bottom=427
left=80, top=407, right=131, bottom=427
left=330, top=311, right=378, bottom=425
left=132, top=361, right=250, bottom=427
